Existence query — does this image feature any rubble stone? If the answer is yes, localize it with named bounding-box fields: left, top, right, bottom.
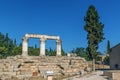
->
left=0, top=56, right=90, bottom=80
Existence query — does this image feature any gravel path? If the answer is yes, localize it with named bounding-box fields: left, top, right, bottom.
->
left=72, top=71, right=108, bottom=80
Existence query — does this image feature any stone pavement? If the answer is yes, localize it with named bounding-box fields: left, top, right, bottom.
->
left=72, top=71, right=108, bottom=80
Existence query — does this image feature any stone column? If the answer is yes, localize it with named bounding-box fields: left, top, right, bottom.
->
left=22, top=37, right=28, bottom=57
left=56, top=40, right=61, bottom=56
left=40, top=38, right=46, bottom=56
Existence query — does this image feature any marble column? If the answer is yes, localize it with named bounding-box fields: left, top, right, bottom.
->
left=22, top=37, right=28, bottom=57
left=40, top=38, right=46, bottom=56
left=56, top=40, right=61, bottom=56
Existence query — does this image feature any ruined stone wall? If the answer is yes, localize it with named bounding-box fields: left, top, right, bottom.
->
left=0, top=56, right=91, bottom=80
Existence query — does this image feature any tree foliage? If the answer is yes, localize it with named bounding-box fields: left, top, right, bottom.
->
left=28, top=46, right=39, bottom=56
left=0, top=32, right=19, bottom=58
left=12, top=46, right=22, bottom=56
left=84, top=5, right=104, bottom=60
left=0, top=46, right=8, bottom=58
left=61, top=48, right=66, bottom=56
left=71, top=47, right=90, bottom=61
left=103, top=56, right=109, bottom=65
left=49, top=48, right=56, bottom=56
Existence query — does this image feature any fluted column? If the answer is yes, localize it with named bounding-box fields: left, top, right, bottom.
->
left=56, top=40, right=61, bottom=56
left=40, top=38, right=46, bottom=56
left=22, top=37, right=28, bottom=57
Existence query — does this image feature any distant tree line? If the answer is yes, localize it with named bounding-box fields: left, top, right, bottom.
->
left=0, top=32, right=22, bottom=58
left=71, top=47, right=89, bottom=60
left=28, top=46, right=66, bottom=56
left=0, top=32, right=66, bottom=58
left=70, top=47, right=104, bottom=61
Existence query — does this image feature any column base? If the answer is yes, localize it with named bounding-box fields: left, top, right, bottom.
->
left=56, top=54, right=61, bottom=57
left=39, top=55, right=46, bottom=57
left=22, top=51, right=28, bottom=57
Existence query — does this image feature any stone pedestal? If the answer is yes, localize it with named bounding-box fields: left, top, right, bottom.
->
left=46, top=71, right=54, bottom=80
left=47, top=76, right=53, bottom=80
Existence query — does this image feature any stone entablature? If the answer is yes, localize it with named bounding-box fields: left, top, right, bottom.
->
left=22, top=34, right=62, bottom=57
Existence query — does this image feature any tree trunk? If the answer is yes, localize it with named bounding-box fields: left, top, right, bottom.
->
left=92, top=59, right=95, bottom=71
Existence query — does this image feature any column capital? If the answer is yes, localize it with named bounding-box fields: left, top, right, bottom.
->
left=22, top=37, right=28, bottom=42
left=40, top=37, right=46, bottom=42
left=56, top=39, right=62, bottom=43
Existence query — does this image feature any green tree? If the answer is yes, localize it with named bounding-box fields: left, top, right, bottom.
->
left=8, top=40, right=14, bottom=56
left=12, top=46, right=22, bottom=56
left=0, top=32, right=5, bottom=47
left=19, top=43, right=22, bottom=47
left=0, top=32, right=23, bottom=58
left=34, top=44, right=37, bottom=49
left=103, top=56, right=109, bottom=65
left=4, top=33, right=9, bottom=48
left=61, top=48, right=66, bottom=56
left=45, top=49, right=49, bottom=56
left=84, top=5, right=105, bottom=71
left=13, top=39, right=17, bottom=47
left=0, top=46, right=8, bottom=58
left=49, top=48, right=56, bottom=56
left=61, top=45, right=66, bottom=56
left=71, top=47, right=89, bottom=61
left=107, top=40, right=110, bottom=54
left=28, top=46, right=39, bottom=56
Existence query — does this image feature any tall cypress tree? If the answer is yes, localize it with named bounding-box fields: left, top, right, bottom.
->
left=107, top=40, right=110, bottom=54
left=4, top=33, right=9, bottom=48
left=13, top=39, right=17, bottom=47
left=8, top=40, right=14, bottom=56
left=0, top=32, right=5, bottom=47
left=84, top=5, right=104, bottom=71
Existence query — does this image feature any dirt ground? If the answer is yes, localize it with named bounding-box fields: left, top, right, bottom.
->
left=70, top=70, right=108, bottom=80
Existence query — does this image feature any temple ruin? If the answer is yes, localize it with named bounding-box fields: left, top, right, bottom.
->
left=0, top=33, right=91, bottom=80
left=22, top=34, right=62, bottom=56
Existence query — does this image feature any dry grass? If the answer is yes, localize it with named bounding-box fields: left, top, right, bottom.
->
left=29, top=77, right=47, bottom=80
left=95, top=64, right=110, bottom=69
left=88, top=61, right=110, bottom=70
left=9, top=76, right=47, bottom=80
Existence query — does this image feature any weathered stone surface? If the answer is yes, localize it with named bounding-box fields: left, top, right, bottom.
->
left=0, top=56, right=90, bottom=80
left=104, top=70, right=120, bottom=80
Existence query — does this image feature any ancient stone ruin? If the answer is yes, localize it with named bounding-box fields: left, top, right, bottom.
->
left=0, top=34, right=91, bottom=80
left=22, top=34, right=62, bottom=56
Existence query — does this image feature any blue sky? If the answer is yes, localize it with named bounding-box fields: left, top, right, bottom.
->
left=0, top=0, right=120, bottom=53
